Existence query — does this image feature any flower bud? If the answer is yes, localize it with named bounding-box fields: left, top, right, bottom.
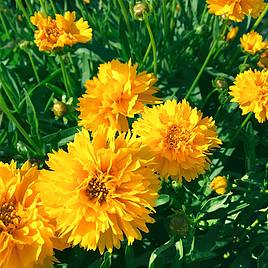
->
left=169, top=211, right=190, bottom=236
left=214, top=78, right=228, bottom=89
left=52, top=101, right=67, bottom=118
left=133, top=1, right=150, bottom=20
left=226, top=26, right=239, bottom=41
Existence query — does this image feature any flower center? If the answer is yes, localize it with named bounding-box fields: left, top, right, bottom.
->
left=86, top=177, right=109, bottom=204
left=0, top=202, right=20, bottom=233
left=164, top=124, right=190, bottom=150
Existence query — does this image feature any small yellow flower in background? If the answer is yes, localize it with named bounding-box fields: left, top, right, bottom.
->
left=210, top=176, right=228, bottom=195
left=0, top=161, right=58, bottom=268
left=132, top=99, right=222, bottom=182
left=240, top=31, right=268, bottom=54
left=31, top=11, right=92, bottom=51
left=258, top=50, right=268, bottom=68
left=84, top=0, right=90, bottom=3
left=77, top=59, right=159, bottom=132
left=206, top=0, right=266, bottom=22
left=226, top=26, right=239, bottom=41
left=37, top=127, right=159, bottom=254
left=229, top=70, right=268, bottom=123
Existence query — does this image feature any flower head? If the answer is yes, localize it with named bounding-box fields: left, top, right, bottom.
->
left=229, top=69, right=268, bottom=123
left=240, top=30, right=268, bottom=54
left=77, top=59, right=159, bottom=132
left=37, top=127, right=159, bottom=253
left=206, top=0, right=266, bottom=22
left=132, top=99, right=222, bottom=182
left=226, top=26, right=239, bottom=41
left=210, top=176, right=228, bottom=195
left=0, top=161, right=57, bottom=268
left=31, top=11, right=92, bottom=51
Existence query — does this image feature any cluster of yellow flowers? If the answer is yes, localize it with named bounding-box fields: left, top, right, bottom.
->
left=2, top=2, right=268, bottom=266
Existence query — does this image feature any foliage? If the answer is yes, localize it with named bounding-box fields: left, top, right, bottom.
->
left=0, top=0, right=267, bottom=267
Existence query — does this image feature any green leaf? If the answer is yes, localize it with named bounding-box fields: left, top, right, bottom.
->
left=200, top=193, right=231, bottom=213
left=155, top=194, right=170, bottom=207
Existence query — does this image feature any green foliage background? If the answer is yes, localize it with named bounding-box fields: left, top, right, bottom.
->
left=0, top=0, right=267, bottom=267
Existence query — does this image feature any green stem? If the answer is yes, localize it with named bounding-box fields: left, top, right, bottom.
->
left=242, top=55, right=249, bottom=65
left=162, top=0, right=168, bottom=40
left=202, top=88, right=218, bottom=109
left=142, top=42, right=152, bottom=64
left=0, top=11, right=10, bottom=39
left=0, top=95, right=43, bottom=155
left=117, top=0, right=132, bottom=35
left=144, top=16, right=157, bottom=73
left=59, top=56, right=73, bottom=97
left=27, top=52, right=40, bottom=82
left=39, top=0, right=47, bottom=15
left=49, top=0, right=57, bottom=14
left=212, top=113, right=253, bottom=170
left=185, top=40, right=217, bottom=100
left=15, top=0, right=33, bottom=29
left=252, top=4, right=268, bottom=30
left=25, top=0, right=33, bottom=14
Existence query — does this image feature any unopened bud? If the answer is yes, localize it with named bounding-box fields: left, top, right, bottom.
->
left=210, top=176, right=228, bottom=195
left=52, top=101, right=67, bottom=118
left=133, top=1, right=150, bottom=20
left=169, top=211, right=190, bottom=236
left=214, top=78, right=228, bottom=89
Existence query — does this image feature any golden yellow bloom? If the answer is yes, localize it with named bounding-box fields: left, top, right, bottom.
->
left=226, top=26, right=239, bottom=41
left=77, top=59, right=159, bottom=132
left=37, top=127, right=159, bottom=253
left=210, top=176, right=228, bottom=195
left=0, top=161, right=56, bottom=268
left=258, top=50, right=268, bottom=68
left=132, top=99, right=222, bottom=182
left=240, top=31, right=268, bottom=54
left=229, top=69, right=268, bottom=123
left=206, top=0, right=266, bottom=22
left=31, top=11, right=92, bottom=51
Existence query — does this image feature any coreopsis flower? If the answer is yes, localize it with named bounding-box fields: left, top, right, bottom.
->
left=77, top=59, right=159, bottom=132
left=0, top=161, right=56, bottom=268
left=132, top=99, right=222, bottom=182
left=226, top=26, right=239, bottom=41
left=229, top=69, right=268, bottom=123
left=206, top=0, right=266, bottom=22
left=31, top=11, right=92, bottom=51
left=37, top=127, right=159, bottom=253
left=210, top=176, right=228, bottom=195
left=240, top=31, right=268, bottom=54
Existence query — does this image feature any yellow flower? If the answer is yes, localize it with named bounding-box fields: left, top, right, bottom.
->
left=31, top=11, right=92, bottom=51
left=0, top=161, right=57, bottom=268
left=240, top=31, right=268, bottom=54
left=226, top=26, right=239, bottom=41
left=210, top=176, right=228, bottom=195
left=206, top=0, right=266, bottom=22
left=258, top=50, right=268, bottom=68
left=77, top=59, right=159, bottom=132
left=37, top=127, right=159, bottom=254
left=229, top=69, right=268, bottom=123
left=132, top=99, right=222, bottom=182
left=55, top=11, right=93, bottom=46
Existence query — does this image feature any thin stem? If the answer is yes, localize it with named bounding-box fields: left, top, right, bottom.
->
left=202, top=88, right=218, bottom=109
left=49, top=0, right=57, bottom=14
left=142, top=42, right=152, bottom=64
left=252, top=4, right=268, bottom=30
left=0, top=11, right=10, bottom=39
left=162, top=0, right=168, bottom=40
left=15, top=0, right=33, bottom=29
left=25, top=0, right=33, bottom=14
left=39, top=0, right=47, bottom=15
left=117, top=0, right=132, bottom=35
left=27, top=52, right=40, bottom=82
left=144, top=16, right=157, bottom=73
left=185, top=40, right=217, bottom=100
left=0, top=95, right=43, bottom=155
left=212, top=113, right=253, bottom=170
left=59, top=56, right=73, bottom=97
